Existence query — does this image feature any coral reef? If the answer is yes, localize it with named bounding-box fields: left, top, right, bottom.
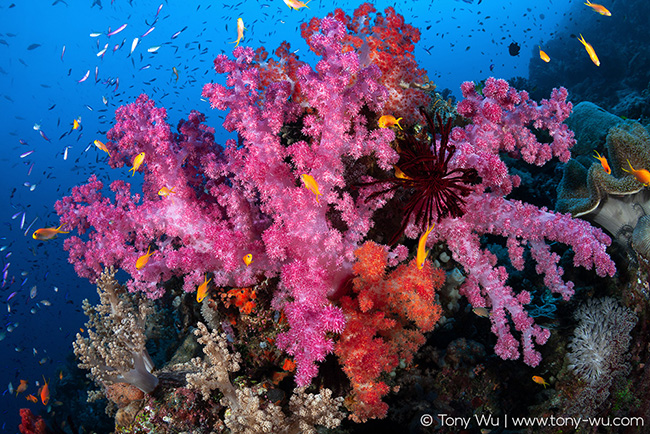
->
left=184, top=322, right=344, bottom=434
left=52, top=6, right=624, bottom=431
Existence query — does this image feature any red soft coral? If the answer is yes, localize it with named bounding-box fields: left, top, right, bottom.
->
left=335, top=241, right=444, bottom=421
left=19, top=409, right=47, bottom=434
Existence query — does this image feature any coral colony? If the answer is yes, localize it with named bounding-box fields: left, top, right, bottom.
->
left=48, top=3, right=616, bottom=427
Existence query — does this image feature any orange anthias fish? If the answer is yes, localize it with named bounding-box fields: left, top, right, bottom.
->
left=593, top=150, right=611, bottom=174
left=135, top=246, right=155, bottom=270
left=26, top=394, right=38, bottom=403
left=300, top=174, right=322, bottom=203
left=378, top=115, right=403, bottom=130
left=394, top=166, right=412, bottom=180
left=129, top=152, right=146, bottom=176
left=158, top=186, right=176, bottom=197
left=532, top=375, right=549, bottom=388
left=32, top=224, right=69, bottom=241
left=72, top=118, right=82, bottom=130
left=243, top=253, right=253, bottom=266
left=94, top=140, right=111, bottom=156
left=416, top=224, right=435, bottom=270
left=39, top=377, right=50, bottom=405
left=538, top=46, right=550, bottom=63
left=196, top=274, right=212, bottom=303
left=578, top=34, right=600, bottom=66
left=232, top=17, right=246, bottom=47
left=15, top=379, right=28, bottom=396
left=623, top=160, right=650, bottom=186
left=283, top=0, right=310, bottom=10
left=584, top=0, right=611, bottom=16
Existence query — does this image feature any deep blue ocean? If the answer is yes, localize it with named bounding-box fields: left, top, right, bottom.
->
left=0, top=0, right=586, bottom=431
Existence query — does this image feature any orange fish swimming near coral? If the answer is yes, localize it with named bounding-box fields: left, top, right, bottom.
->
left=32, top=224, right=69, bottom=240
left=158, top=186, right=176, bottom=198
left=577, top=34, right=600, bottom=66
left=196, top=274, right=211, bottom=303
left=231, top=17, right=246, bottom=47
left=39, top=377, right=50, bottom=405
left=593, top=150, right=611, bottom=174
left=136, top=246, right=155, bottom=270
left=129, top=152, right=145, bottom=176
left=283, top=0, right=310, bottom=10
left=300, top=174, right=322, bottom=203
left=538, top=46, right=550, bottom=63
left=243, top=253, right=253, bottom=266
left=532, top=375, right=549, bottom=388
left=623, top=160, right=650, bottom=186
left=26, top=394, right=38, bottom=403
left=416, top=224, right=435, bottom=270
left=378, top=115, right=403, bottom=130
left=94, top=140, right=111, bottom=156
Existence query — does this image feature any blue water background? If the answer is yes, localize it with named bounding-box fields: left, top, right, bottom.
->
left=0, top=0, right=575, bottom=430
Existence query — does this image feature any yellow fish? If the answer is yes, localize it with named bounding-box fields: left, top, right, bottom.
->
left=72, top=118, right=81, bottom=130
left=394, top=166, right=411, bottom=180
left=584, top=0, right=611, bottom=16
left=300, top=174, right=322, bottom=203
left=135, top=246, right=154, bottom=270
left=578, top=34, right=600, bottom=66
left=232, top=18, right=246, bottom=47
left=623, top=160, right=650, bottom=186
left=243, top=253, right=253, bottom=266
left=94, top=140, right=111, bottom=156
left=538, top=46, right=550, bottom=63
left=158, top=186, right=176, bottom=197
left=378, top=115, right=403, bottom=130
left=172, top=66, right=179, bottom=83
left=129, top=152, right=145, bottom=176
left=532, top=375, right=549, bottom=388
left=416, top=224, right=435, bottom=270
left=196, top=274, right=211, bottom=303
left=32, top=224, right=69, bottom=241
left=283, top=0, right=310, bottom=10
left=593, top=151, right=611, bottom=174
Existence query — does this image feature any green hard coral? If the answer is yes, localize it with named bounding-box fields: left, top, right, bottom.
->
left=557, top=120, right=650, bottom=248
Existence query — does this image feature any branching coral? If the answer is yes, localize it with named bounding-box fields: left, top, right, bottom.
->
left=185, top=322, right=344, bottom=434
left=73, top=267, right=158, bottom=394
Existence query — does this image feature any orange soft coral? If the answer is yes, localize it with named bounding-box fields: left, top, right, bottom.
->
left=335, top=241, right=444, bottom=422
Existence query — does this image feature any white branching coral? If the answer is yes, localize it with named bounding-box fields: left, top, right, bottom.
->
left=186, top=322, right=344, bottom=434
left=73, top=267, right=159, bottom=394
